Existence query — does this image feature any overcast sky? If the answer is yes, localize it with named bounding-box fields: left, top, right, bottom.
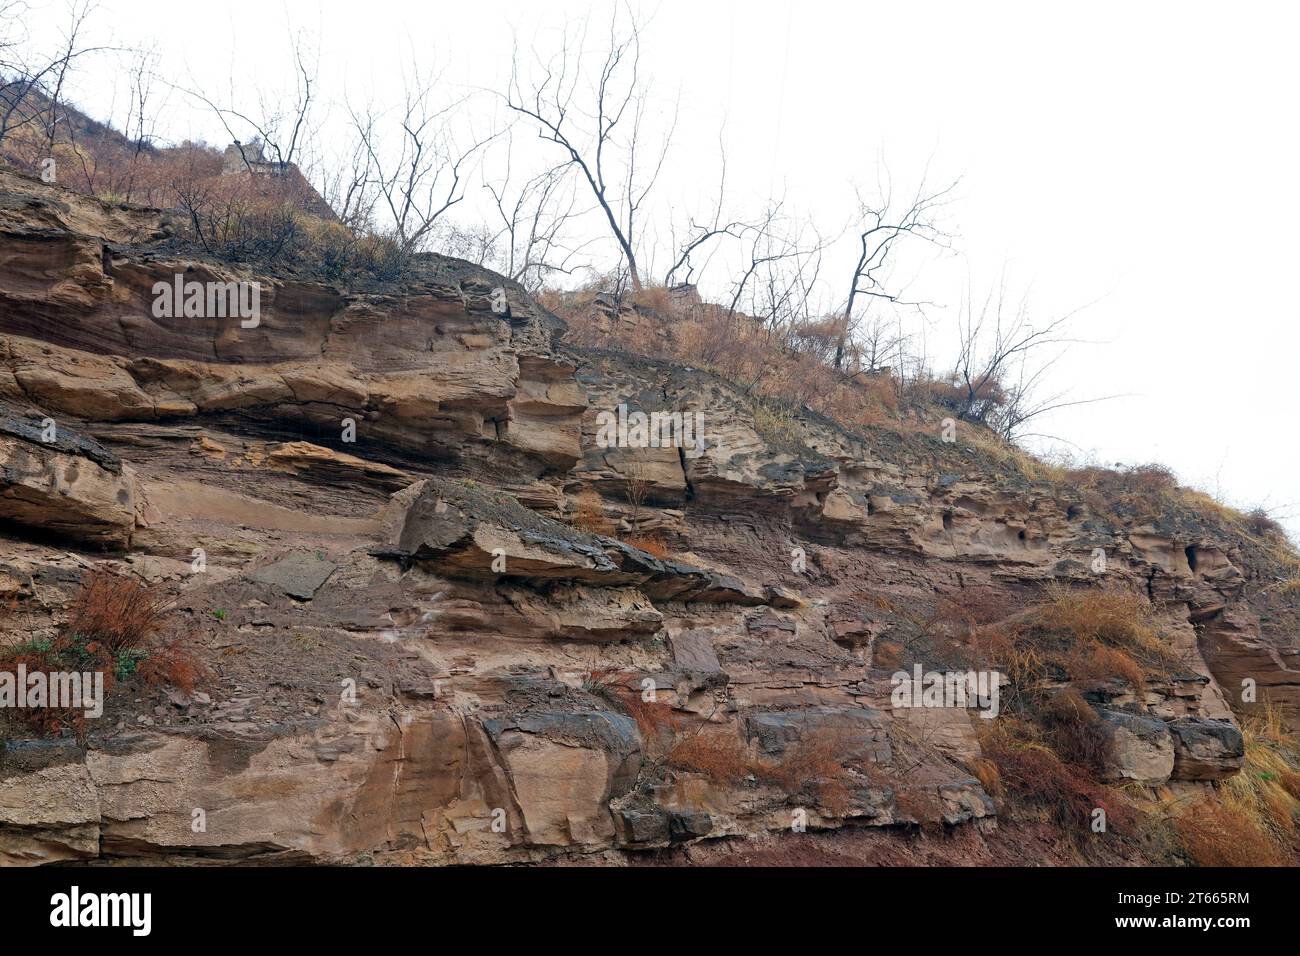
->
left=15, top=0, right=1300, bottom=536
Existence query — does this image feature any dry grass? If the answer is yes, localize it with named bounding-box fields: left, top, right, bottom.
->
left=969, top=757, right=1005, bottom=800
left=666, top=725, right=868, bottom=817
left=1037, top=688, right=1112, bottom=773
left=1158, top=699, right=1300, bottom=866
left=569, top=488, right=616, bottom=536
left=550, top=282, right=913, bottom=435
left=978, top=716, right=1140, bottom=834
left=1035, top=585, right=1167, bottom=659
left=967, top=626, right=1047, bottom=714
left=0, top=569, right=197, bottom=735
left=666, top=729, right=752, bottom=785
left=66, top=569, right=166, bottom=654
left=1174, top=800, right=1292, bottom=866
left=1062, top=463, right=1178, bottom=520
left=1062, top=643, right=1148, bottom=693
left=1218, top=699, right=1300, bottom=851
left=624, top=534, right=670, bottom=559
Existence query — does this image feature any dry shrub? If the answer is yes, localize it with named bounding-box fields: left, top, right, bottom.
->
left=546, top=282, right=905, bottom=436
left=928, top=375, right=1009, bottom=425
left=0, top=639, right=96, bottom=735
left=1245, top=507, right=1286, bottom=539
left=859, top=373, right=899, bottom=414
left=624, top=534, right=670, bottom=559
left=1038, top=688, right=1111, bottom=772
left=580, top=668, right=681, bottom=752
left=1219, top=698, right=1300, bottom=851
left=979, top=717, right=1138, bottom=834
left=666, top=730, right=752, bottom=785
left=1064, top=463, right=1178, bottom=520
left=1062, top=643, right=1146, bottom=692
left=580, top=666, right=621, bottom=699
left=620, top=693, right=680, bottom=746
left=0, top=570, right=196, bottom=736
left=1174, top=800, right=1291, bottom=867
left=1036, top=586, right=1164, bottom=656
left=138, top=635, right=203, bottom=694
left=67, top=569, right=164, bottom=654
left=969, top=626, right=1047, bottom=714
left=752, top=729, right=863, bottom=817
left=666, top=725, right=867, bottom=816
left=570, top=489, right=616, bottom=536
left=632, top=284, right=673, bottom=315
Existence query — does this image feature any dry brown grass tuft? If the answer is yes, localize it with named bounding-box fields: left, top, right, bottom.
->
left=1037, top=688, right=1111, bottom=772
left=1035, top=585, right=1166, bottom=658
left=666, top=729, right=753, bottom=785
left=624, top=534, right=670, bottom=559
left=1062, top=643, right=1147, bottom=692
left=1174, top=800, right=1292, bottom=866
left=67, top=569, right=166, bottom=654
left=1215, top=698, right=1300, bottom=856
left=569, top=489, right=617, bottom=536
left=969, top=757, right=1005, bottom=800
left=750, top=729, right=865, bottom=817
left=0, top=569, right=193, bottom=735
left=978, top=717, right=1139, bottom=834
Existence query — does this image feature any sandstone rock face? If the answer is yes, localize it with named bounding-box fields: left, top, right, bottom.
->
left=1, top=407, right=136, bottom=549
left=0, top=168, right=1293, bottom=866
left=1098, top=709, right=1175, bottom=786
left=1168, top=717, right=1245, bottom=781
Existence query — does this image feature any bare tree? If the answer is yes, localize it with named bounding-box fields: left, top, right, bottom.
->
left=725, top=202, right=824, bottom=328
left=834, top=168, right=959, bottom=368
left=346, top=61, right=497, bottom=254
left=951, top=278, right=1107, bottom=440
left=855, top=314, right=908, bottom=373
left=176, top=29, right=317, bottom=175
left=318, top=123, right=381, bottom=231
left=663, top=131, right=746, bottom=288
left=67, top=44, right=162, bottom=200
left=482, top=130, right=592, bottom=291
left=0, top=0, right=109, bottom=151
left=505, top=6, right=677, bottom=291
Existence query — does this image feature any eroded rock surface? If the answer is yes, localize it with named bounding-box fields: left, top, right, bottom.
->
left=0, top=167, right=1295, bottom=865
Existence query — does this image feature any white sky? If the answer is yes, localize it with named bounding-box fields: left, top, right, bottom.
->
left=14, top=0, right=1300, bottom=535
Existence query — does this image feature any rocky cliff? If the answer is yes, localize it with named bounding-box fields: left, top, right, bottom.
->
left=1, top=167, right=1297, bottom=866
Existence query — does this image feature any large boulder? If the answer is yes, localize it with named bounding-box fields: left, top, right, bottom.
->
left=1168, top=717, right=1245, bottom=780
left=481, top=711, right=642, bottom=847
left=744, top=705, right=891, bottom=764
left=0, top=410, right=135, bottom=549
left=1098, top=709, right=1174, bottom=786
